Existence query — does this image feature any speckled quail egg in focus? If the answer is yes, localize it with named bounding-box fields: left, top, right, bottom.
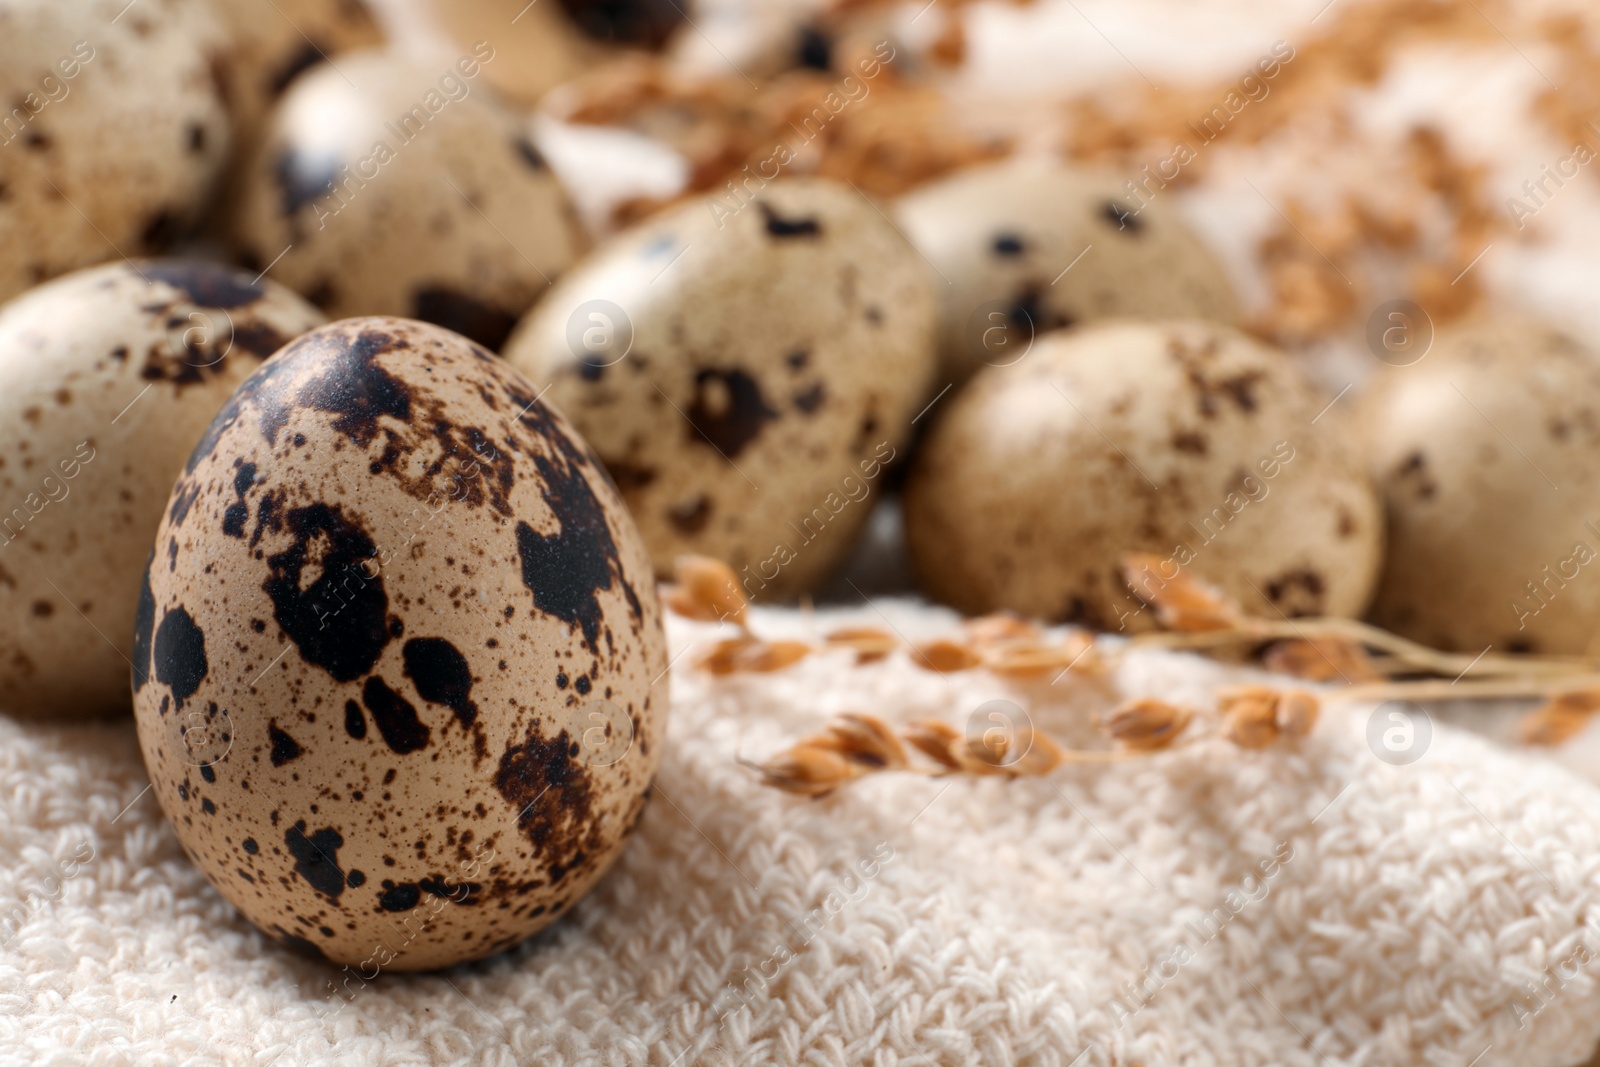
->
left=502, top=177, right=937, bottom=599
left=228, top=49, right=583, bottom=350
left=894, top=159, right=1241, bottom=387
left=0, top=260, right=324, bottom=718
left=905, top=320, right=1381, bottom=627
left=0, top=0, right=232, bottom=302
left=132, top=317, right=667, bottom=970
left=1362, top=315, right=1600, bottom=654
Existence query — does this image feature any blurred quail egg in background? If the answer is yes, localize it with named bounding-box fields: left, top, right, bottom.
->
left=0, top=260, right=325, bottom=717
left=228, top=48, right=583, bottom=350
left=905, top=319, right=1382, bottom=626
left=503, top=177, right=937, bottom=599
left=203, top=0, right=384, bottom=164
left=1361, top=315, right=1600, bottom=655
left=0, top=0, right=232, bottom=302
left=895, top=159, right=1242, bottom=388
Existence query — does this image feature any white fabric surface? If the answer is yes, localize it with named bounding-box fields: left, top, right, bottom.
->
left=4, top=599, right=1600, bottom=1067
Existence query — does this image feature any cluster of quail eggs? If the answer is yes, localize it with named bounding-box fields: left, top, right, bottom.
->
left=0, top=0, right=1592, bottom=972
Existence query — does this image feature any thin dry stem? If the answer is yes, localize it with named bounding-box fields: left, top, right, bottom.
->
left=1137, top=618, right=1590, bottom=679
left=1342, top=673, right=1600, bottom=703
left=1262, top=636, right=1385, bottom=684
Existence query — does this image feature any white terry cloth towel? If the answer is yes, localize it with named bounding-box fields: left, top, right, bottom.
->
left=4, top=599, right=1600, bottom=1067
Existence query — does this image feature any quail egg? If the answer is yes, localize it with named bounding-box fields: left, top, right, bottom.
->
left=0, top=260, right=324, bottom=718
left=502, top=177, right=937, bottom=599
left=229, top=49, right=583, bottom=350
left=132, top=317, right=666, bottom=970
left=905, top=320, right=1382, bottom=627
left=429, top=0, right=683, bottom=107
left=1362, top=315, right=1600, bottom=654
left=0, top=0, right=232, bottom=302
left=206, top=0, right=383, bottom=155
left=894, top=159, right=1241, bottom=387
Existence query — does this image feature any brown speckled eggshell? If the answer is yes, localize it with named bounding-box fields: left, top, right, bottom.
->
left=131, top=317, right=667, bottom=970
left=905, top=320, right=1382, bottom=627
left=1362, top=316, right=1600, bottom=654
left=502, top=177, right=937, bottom=599
left=226, top=49, right=582, bottom=352
left=894, top=160, right=1241, bottom=388
left=0, top=260, right=325, bottom=718
left=0, top=0, right=232, bottom=302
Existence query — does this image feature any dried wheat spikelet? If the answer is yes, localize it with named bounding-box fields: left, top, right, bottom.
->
left=1120, top=553, right=1247, bottom=632
left=823, top=627, right=901, bottom=664
left=964, top=612, right=1043, bottom=646
left=664, top=555, right=748, bottom=627
left=1519, top=690, right=1600, bottom=746
left=1221, top=690, right=1280, bottom=749
left=1218, top=686, right=1321, bottom=748
left=1262, top=636, right=1385, bottom=684
left=912, top=638, right=984, bottom=673
left=697, top=637, right=812, bottom=675
left=755, top=746, right=864, bottom=797
left=982, top=631, right=1104, bottom=678
left=756, top=713, right=1135, bottom=796
left=809, top=712, right=910, bottom=770
left=1098, top=699, right=1194, bottom=751
left=901, top=719, right=964, bottom=771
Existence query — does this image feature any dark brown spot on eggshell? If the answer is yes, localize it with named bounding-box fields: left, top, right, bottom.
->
left=362, top=677, right=431, bottom=754
left=402, top=637, right=478, bottom=729
left=222, top=463, right=256, bottom=538
left=411, top=287, right=520, bottom=352
left=667, top=495, right=711, bottom=534
left=268, top=721, right=303, bottom=766
left=495, top=725, right=599, bottom=881
left=992, top=233, right=1026, bottom=257
left=343, top=699, right=367, bottom=739
left=230, top=321, right=290, bottom=360
left=284, top=821, right=345, bottom=900
left=603, top=460, right=657, bottom=490
left=757, top=202, right=821, bottom=238
left=792, top=383, right=826, bottom=414
left=378, top=880, right=421, bottom=912
left=153, top=606, right=207, bottom=709
left=514, top=424, right=641, bottom=652
left=686, top=369, right=776, bottom=457
left=144, top=262, right=268, bottom=309
left=263, top=503, right=389, bottom=683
